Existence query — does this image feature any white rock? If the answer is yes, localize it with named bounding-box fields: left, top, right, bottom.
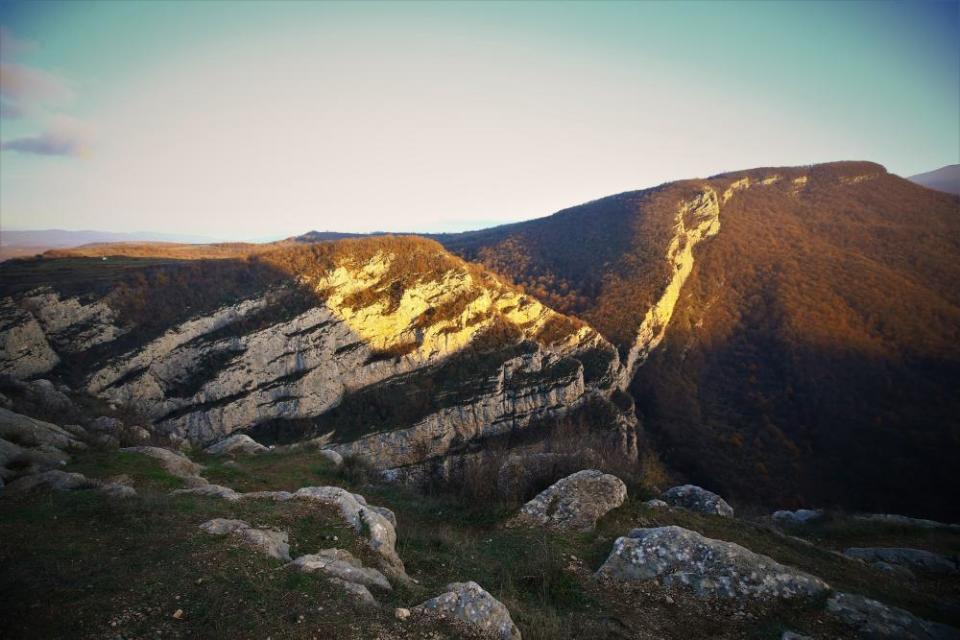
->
left=122, top=446, right=203, bottom=478
left=415, top=581, right=521, bottom=640
left=203, top=433, right=268, bottom=456
left=291, top=548, right=391, bottom=590
left=506, top=469, right=626, bottom=532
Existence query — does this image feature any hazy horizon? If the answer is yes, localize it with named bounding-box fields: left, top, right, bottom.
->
left=1, top=0, right=958, bottom=240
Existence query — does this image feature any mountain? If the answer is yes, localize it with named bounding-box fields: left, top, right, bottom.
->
left=908, top=164, right=960, bottom=195
left=439, top=161, right=960, bottom=520
left=0, top=236, right=635, bottom=496
left=2, top=160, right=958, bottom=520
left=0, top=229, right=224, bottom=262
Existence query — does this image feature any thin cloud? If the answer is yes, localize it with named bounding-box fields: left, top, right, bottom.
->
left=0, top=99, right=23, bottom=118
left=0, top=62, right=74, bottom=107
left=1, top=115, right=92, bottom=156
left=0, top=25, right=35, bottom=59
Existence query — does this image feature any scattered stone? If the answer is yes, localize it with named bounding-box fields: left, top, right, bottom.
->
left=596, top=526, right=829, bottom=600
left=506, top=469, right=627, bottom=532
left=23, top=379, right=74, bottom=414
left=395, top=607, right=411, bottom=620
left=415, top=581, right=521, bottom=640
left=660, top=485, right=734, bottom=517
left=125, top=426, right=152, bottom=444
left=6, top=469, right=97, bottom=492
left=172, top=609, right=183, bottom=620
left=122, top=446, right=203, bottom=478
left=316, top=449, right=343, bottom=467
left=240, top=490, right=293, bottom=501
left=772, top=509, right=824, bottom=525
left=203, top=434, right=268, bottom=456
left=89, top=416, right=124, bottom=434
left=844, top=547, right=959, bottom=575
left=291, top=548, right=391, bottom=590
left=781, top=632, right=812, bottom=640
left=827, top=592, right=960, bottom=639
left=198, top=518, right=290, bottom=561
left=643, top=498, right=669, bottom=509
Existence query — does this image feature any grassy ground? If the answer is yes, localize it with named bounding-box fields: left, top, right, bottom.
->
left=2, top=447, right=957, bottom=639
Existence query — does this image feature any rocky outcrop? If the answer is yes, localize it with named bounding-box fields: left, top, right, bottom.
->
left=290, top=548, right=391, bottom=591
left=415, top=581, right=521, bottom=640
left=204, top=434, right=268, bottom=456
left=293, top=486, right=405, bottom=580
left=827, top=592, right=960, bottom=640
left=0, top=300, right=60, bottom=378
left=0, top=408, right=86, bottom=482
left=772, top=509, right=823, bottom=525
left=506, top=469, right=626, bottom=532
left=6, top=469, right=135, bottom=497
left=661, top=484, right=734, bottom=517
left=121, top=446, right=203, bottom=479
left=844, top=547, right=959, bottom=576
left=596, top=526, right=829, bottom=600
left=199, top=518, right=291, bottom=561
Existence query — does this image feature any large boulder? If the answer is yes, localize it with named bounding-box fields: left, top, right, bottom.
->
left=199, top=518, right=290, bottom=561
left=505, top=469, right=626, bottom=532
left=290, top=548, right=391, bottom=590
left=415, top=581, right=521, bottom=640
left=661, top=484, right=734, bottom=517
left=596, top=526, right=829, bottom=600
left=203, top=433, right=268, bottom=456
left=827, top=592, right=960, bottom=640
left=844, top=548, right=959, bottom=575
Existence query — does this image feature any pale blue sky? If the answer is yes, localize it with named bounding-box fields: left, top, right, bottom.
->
left=1, top=0, right=957, bottom=239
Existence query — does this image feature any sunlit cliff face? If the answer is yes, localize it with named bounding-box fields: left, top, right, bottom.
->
left=309, top=250, right=594, bottom=363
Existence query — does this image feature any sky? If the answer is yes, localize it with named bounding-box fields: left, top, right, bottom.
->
left=0, top=0, right=957, bottom=240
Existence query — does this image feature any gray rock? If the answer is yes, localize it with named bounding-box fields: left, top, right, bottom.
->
left=89, top=416, right=124, bottom=433
left=294, top=486, right=406, bottom=580
left=596, top=526, right=829, bottom=600
left=23, top=379, right=73, bottom=414
left=773, top=509, right=824, bottom=525
left=240, top=490, right=294, bottom=501
left=661, top=484, right=734, bottom=517
left=198, top=518, right=290, bottom=561
left=415, top=581, right=521, bottom=640
left=122, top=446, right=203, bottom=478
left=781, top=633, right=813, bottom=640
left=506, top=469, right=627, bottom=532
left=291, top=548, right=392, bottom=590
left=844, top=548, right=959, bottom=575
left=643, top=498, right=669, bottom=509
left=873, top=561, right=916, bottom=580
left=124, top=425, right=152, bottom=444
left=853, top=513, right=959, bottom=530
left=827, top=592, right=960, bottom=639
left=329, top=577, right=377, bottom=607
left=173, top=484, right=241, bottom=501
left=203, top=433, right=268, bottom=456
left=316, top=449, right=343, bottom=466
left=0, top=300, right=60, bottom=378
left=0, top=407, right=83, bottom=450
left=6, top=470, right=96, bottom=492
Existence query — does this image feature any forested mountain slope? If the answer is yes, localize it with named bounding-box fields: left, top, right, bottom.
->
left=440, top=161, right=960, bottom=519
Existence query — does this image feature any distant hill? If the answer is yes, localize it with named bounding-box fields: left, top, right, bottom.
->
left=439, top=161, right=960, bottom=519
left=908, top=164, right=960, bottom=195
left=0, top=229, right=223, bottom=261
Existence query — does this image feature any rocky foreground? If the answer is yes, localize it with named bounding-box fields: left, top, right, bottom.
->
left=2, top=389, right=959, bottom=639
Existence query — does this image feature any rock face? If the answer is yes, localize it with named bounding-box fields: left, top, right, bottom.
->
left=0, top=238, right=638, bottom=495
left=0, top=408, right=86, bottom=482
left=661, top=485, right=734, bottom=518
left=415, top=581, right=521, bottom=640
left=844, top=547, right=959, bottom=575
left=506, top=469, right=626, bottom=532
left=827, top=592, right=960, bottom=640
left=203, top=434, right=268, bottom=456
left=199, top=518, right=291, bottom=561
left=596, top=526, right=829, bottom=600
